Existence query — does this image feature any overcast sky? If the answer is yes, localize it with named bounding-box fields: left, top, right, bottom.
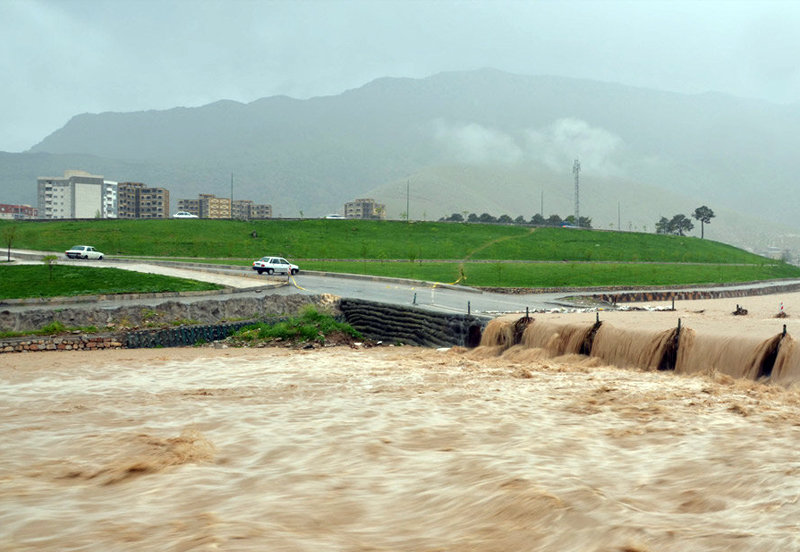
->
left=2, top=0, right=799, bottom=152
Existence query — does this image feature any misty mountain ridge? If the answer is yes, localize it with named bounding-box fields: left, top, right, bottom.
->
left=4, top=68, right=800, bottom=254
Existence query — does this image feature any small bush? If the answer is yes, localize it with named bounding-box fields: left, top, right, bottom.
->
left=230, top=306, right=361, bottom=345
left=37, top=321, right=67, bottom=334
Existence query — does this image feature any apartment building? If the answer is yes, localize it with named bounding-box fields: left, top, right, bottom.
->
left=199, top=194, right=230, bottom=219
left=232, top=199, right=272, bottom=220
left=103, top=180, right=118, bottom=218
left=117, top=182, right=170, bottom=218
left=37, top=170, right=109, bottom=219
left=177, top=194, right=271, bottom=219
left=176, top=198, right=201, bottom=217
left=344, top=198, right=386, bottom=220
left=0, top=204, right=37, bottom=219
left=250, top=203, right=272, bottom=219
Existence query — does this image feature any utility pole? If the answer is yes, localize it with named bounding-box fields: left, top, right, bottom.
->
left=406, top=180, right=410, bottom=223
left=573, top=159, right=581, bottom=225
left=618, top=201, right=621, bottom=231
left=230, top=173, right=234, bottom=219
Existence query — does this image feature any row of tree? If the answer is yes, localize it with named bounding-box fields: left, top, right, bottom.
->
left=656, top=206, right=715, bottom=238
left=438, top=205, right=716, bottom=238
left=439, top=212, right=593, bottom=228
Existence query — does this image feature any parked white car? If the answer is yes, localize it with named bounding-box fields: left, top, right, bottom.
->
left=65, top=245, right=104, bottom=260
left=252, top=256, right=299, bottom=275
left=173, top=211, right=199, bottom=218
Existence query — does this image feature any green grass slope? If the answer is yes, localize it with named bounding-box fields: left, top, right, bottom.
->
left=1, top=218, right=776, bottom=264
left=3, top=218, right=798, bottom=289
left=0, top=265, right=221, bottom=300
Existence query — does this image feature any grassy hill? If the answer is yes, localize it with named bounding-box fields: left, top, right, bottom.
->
left=4, top=218, right=798, bottom=288
left=2, top=218, right=773, bottom=263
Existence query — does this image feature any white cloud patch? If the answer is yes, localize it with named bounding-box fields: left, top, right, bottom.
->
left=434, top=118, right=625, bottom=175
left=434, top=121, right=524, bottom=166
left=525, top=118, right=625, bottom=176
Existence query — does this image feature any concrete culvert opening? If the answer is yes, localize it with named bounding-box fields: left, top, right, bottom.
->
left=580, top=320, right=603, bottom=356
left=466, top=324, right=483, bottom=348
left=756, top=334, right=784, bottom=380
left=513, top=316, right=533, bottom=345
left=657, top=328, right=680, bottom=371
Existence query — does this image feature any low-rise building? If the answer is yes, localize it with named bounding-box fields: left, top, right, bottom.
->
left=232, top=199, right=272, bottom=220
left=344, top=198, right=386, bottom=220
left=0, top=204, right=37, bottom=219
left=178, top=194, right=271, bottom=219
left=176, top=198, right=201, bottom=217
left=199, top=194, right=230, bottom=219
left=250, top=203, right=272, bottom=219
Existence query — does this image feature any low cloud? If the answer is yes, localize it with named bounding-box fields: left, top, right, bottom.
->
left=433, top=121, right=524, bottom=166
left=525, top=118, right=624, bottom=176
left=434, top=118, right=625, bottom=176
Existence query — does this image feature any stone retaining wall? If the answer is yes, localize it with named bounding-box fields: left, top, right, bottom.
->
left=124, top=321, right=260, bottom=349
left=2, top=334, right=124, bottom=353
left=589, top=281, right=800, bottom=304
left=0, top=294, right=338, bottom=353
left=0, top=294, right=339, bottom=333
left=339, top=298, right=489, bottom=348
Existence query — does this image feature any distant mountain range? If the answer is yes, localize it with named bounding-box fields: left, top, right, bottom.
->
left=3, top=68, right=800, bottom=254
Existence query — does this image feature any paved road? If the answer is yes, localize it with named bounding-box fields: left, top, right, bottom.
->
left=9, top=250, right=800, bottom=317
left=286, top=272, right=571, bottom=315
left=6, top=251, right=571, bottom=315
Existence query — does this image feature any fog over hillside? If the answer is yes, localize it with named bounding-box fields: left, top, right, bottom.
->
left=4, top=69, right=800, bottom=254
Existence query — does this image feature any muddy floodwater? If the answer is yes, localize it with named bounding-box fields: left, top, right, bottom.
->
left=3, top=341, right=800, bottom=551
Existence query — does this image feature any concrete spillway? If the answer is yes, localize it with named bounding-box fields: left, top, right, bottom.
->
left=478, top=317, right=799, bottom=386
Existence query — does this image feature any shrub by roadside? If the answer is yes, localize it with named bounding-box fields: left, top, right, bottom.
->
left=226, top=306, right=366, bottom=348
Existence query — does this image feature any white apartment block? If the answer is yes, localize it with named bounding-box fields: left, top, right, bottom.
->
left=103, top=180, right=118, bottom=218
left=37, top=170, right=113, bottom=219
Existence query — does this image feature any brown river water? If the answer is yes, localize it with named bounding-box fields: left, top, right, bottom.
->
left=3, top=333, right=800, bottom=551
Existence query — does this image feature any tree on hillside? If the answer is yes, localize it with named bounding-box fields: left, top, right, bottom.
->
left=478, top=213, right=497, bottom=223
left=692, top=205, right=715, bottom=239
left=578, top=216, right=593, bottom=229
left=467, top=213, right=479, bottom=223
left=439, top=213, right=463, bottom=222
left=545, top=214, right=563, bottom=227
left=514, top=215, right=526, bottom=224
left=530, top=213, right=545, bottom=226
left=669, top=214, right=694, bottom=236
left=655, top=214, right=693, bottom=235
left=497, top=214, right=513, bottom=224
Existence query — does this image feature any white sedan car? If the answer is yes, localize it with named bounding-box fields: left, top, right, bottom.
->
left=252, top=256, right=299, bottom=275
left=65, top=245, right=104, bottom=260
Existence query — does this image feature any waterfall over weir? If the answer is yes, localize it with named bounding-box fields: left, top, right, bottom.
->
left=478, top=317, right=800, bottom=386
